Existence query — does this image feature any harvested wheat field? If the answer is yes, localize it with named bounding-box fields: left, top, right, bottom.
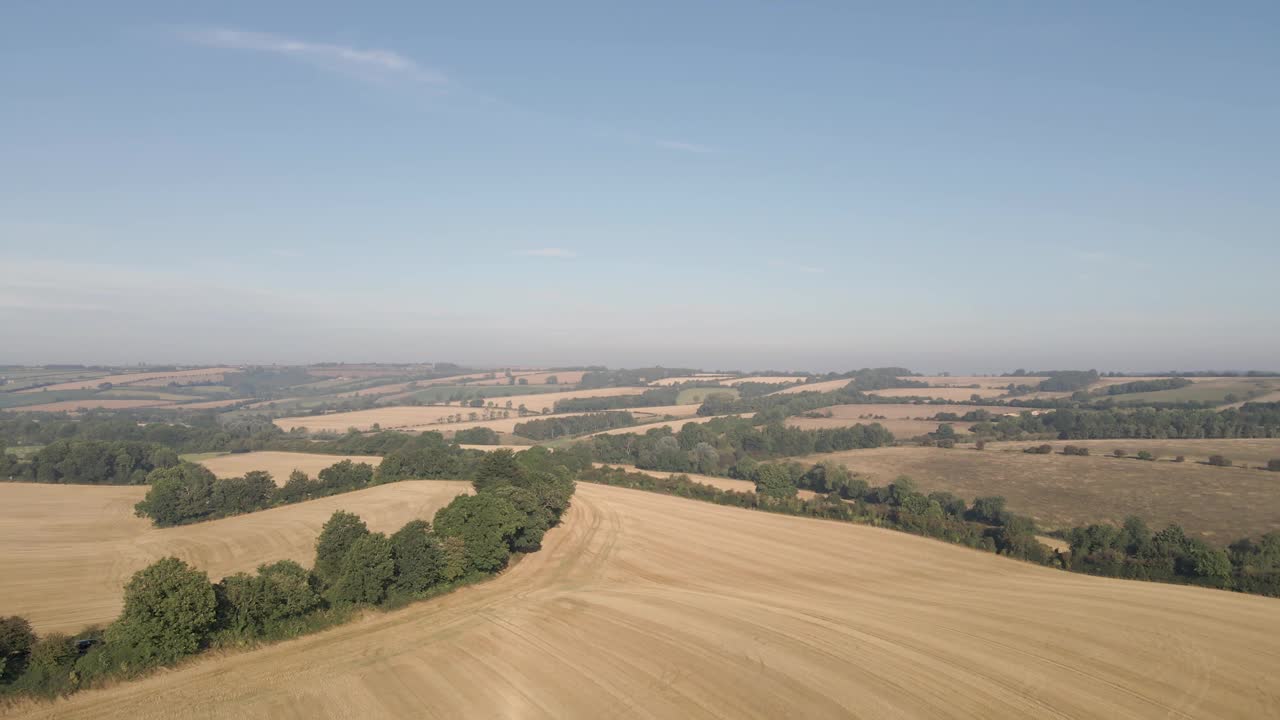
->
left=768, top=377, right=852, bottom=394
left=16, top=367, right=238, bottom=393
left=595, top=463, right=818, bottom=499
left=789, top=403, right=1005, bottom=421
left=648, top=374, right=735, bottom=386
left=870, top=386, right=1008, bottom=400
left=788, top=417, right=970, bottom=438
left=173, top=398, right=246, bottom=410
left=275, top=388, right=648, bottom=433
left=795, top=446, right=1280, bottom=539
left=198, top=451, right=382, bottom=480
left=908, top=375, right=1049, bottom=388
left=12, top=482, right=1279, bottom=720
left=720, top=375, right=807, bottom=385
left=0, top=481, right=471, bottom=634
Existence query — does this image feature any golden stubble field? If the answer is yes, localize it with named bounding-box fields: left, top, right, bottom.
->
left=273, top=387, right=649, bottom=433
left=0, top=481, right=471, bottom=634
left=794, top=445, right=1280, bottom=539
left=198, top=451, right=383, bottom=480
left=11, top=482, right=1279, bottom=719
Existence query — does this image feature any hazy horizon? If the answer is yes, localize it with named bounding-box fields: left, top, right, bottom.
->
left=4, top=3, right=1277, bottom=369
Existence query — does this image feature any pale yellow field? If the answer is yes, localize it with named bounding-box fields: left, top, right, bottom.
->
left=648, top=375, right=735, bottom=386
left=720, top=375, right=807, bottom=385
left=7, top=399, right=175, bottom=413
left=14, top=482, right=1280, bottom=720
left=274, top=388, right=648, bottom=433
left=0, top=481, right=471, bottom=634
left=17, top=367, right=238, bottom=394
left=595, top=463, right=819, bottom=499
left=871, top=386, right=1008, bottom=400
left=787, top=416, right=970, bottom=438
left=768, top=378, right=854, bottom=394
left=198, top=451, right=382, bottom=480
left=909, top=375, right=1049, bottom=388
left=589, top=412, right=756, bottom=436
left=469, top=370, right=587, bottom=386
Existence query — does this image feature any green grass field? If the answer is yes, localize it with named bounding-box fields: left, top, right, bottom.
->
left=1105, top=378, right=1280, bottom=406
left=4, top=445, right=45, bottom=458
left=676, top=387, right=740, bottom=404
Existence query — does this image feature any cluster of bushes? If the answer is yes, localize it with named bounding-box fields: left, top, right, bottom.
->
left=1023, top=444, right=1053, bottom=455
left=578, top=417, right=893, bottom=476
left=1037, top=370, right=1100, bottom=392
left=0, top=456, right=576, bottom=700
left=513, top=412, right=637, bottom=440
left=452, top=427, right=500, bottom=445
left=1062, top=445, right=1091, bottom=456
left=0, top=439, right=179, bottom=484
left=1066, top=519, right=1280, bottom=595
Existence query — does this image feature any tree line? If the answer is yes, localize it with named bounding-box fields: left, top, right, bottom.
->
left=514, top=412, right=637, bottom=440
left=0, top=440, right=179, bottom=484
left=0, top=452, right=576, bottom=700
left=573, top=417, right=893, bottom=476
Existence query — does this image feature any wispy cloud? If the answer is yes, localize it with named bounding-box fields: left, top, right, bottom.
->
left=515, top=248, right=578, bottom=259
left=179, top=27, right=447, bottom=84
left=654, top=139, right=714, bottom=154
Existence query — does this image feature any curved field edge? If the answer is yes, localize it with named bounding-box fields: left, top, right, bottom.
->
left=8, top=483, right=1278, bottom=720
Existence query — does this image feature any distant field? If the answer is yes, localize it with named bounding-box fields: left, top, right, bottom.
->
left=96, top=389, right=198, bottom=401
left=594, top=463, right=819, bottom=499
left=720, top=375, right=807, bottom=385
left=4, top=445, right=44, bottom=458
left=676, top=387, right=739, bottom=404
left=648, top=374, right=734, bottom=386
left=9, top=399, right=176, bottom=412
left=589, top=412, right=756, bottom=437
left=983, top=438, right=1280, bottom=467
left=788, top=403, right=1005, bottom=422
left=787, top=416, right=968, bottom=438
left=796, top=445, right=1280, bottom=540
left=768, top=378, right=853, bottom=395
left=908, top=375, right=1049, bottom=389
left=870, top=386, right=1007, bottom=400
left=174, top=398, right=246, bottom=410
left=275, top=387, right=648, bottom=433
left=1105, top=378, right=1280, bottom=406
left=469, top=370, right=587, bottom=386
left=198, top=451, right=383, bottom=481
left=16, top=367, right=238, bottom=394
left=0, top=481, right=471, bottom=633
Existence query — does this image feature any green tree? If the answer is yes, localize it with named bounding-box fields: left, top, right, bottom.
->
left=753, top=463, right=797, bottom=499
left=215, top=560, right=320, bottom=637
left=314, top=511, right=370, bottom=586
left=112, top=557, right=217, bottom=666
left=433, top=494, right=523, bottom=572
left=0, top=615, right=35, bottom=682
left=327, top=533, right=395, bottom=605
left=492, top=485, right=552, bottom=551
left=134, top=463, right=217, bottom=526
left=474, top=449, right=524, bottom=492
left=15, top=633, right=77, bottom=695
left=390, top=520, right=444, bottom=594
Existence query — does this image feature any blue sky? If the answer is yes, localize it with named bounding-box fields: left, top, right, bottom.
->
left=2, top=2, right=1277, bottom=371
